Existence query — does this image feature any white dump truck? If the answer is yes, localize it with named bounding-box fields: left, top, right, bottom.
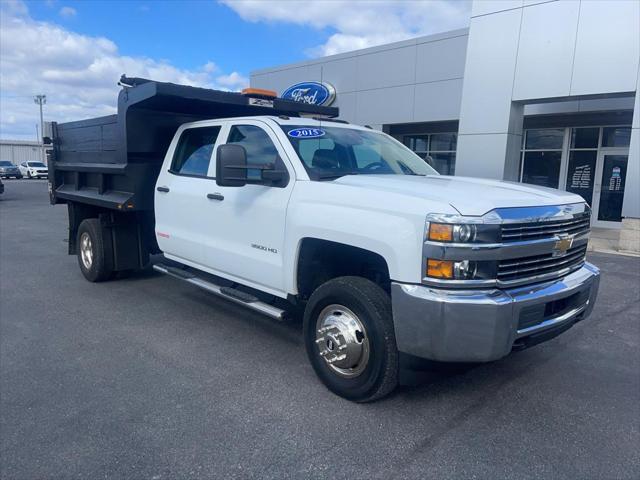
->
left=48, top=77, right=600, bottom=401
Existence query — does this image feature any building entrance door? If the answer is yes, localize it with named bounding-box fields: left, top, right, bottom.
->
left=591, top=151, right=629, bottom=228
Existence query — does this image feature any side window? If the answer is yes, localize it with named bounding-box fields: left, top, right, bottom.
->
left=227, top=125, right=279, bottom=180
left=170, top=126, right=221, bottom=177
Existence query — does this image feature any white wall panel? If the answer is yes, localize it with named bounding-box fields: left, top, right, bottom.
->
left=513, top=0, right=579, bottom=100
left=571, top=0, right=640, bottom=96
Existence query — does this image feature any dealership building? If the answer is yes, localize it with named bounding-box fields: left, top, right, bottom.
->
left=251, top=0, right=640, bottom=252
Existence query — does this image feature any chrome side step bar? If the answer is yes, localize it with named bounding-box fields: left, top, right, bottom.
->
left=153, top=264, right=287, bottom=321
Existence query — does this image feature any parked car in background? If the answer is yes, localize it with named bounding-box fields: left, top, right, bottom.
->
left=19, top=161, right=48, bottom=179
left=0, top=160, right=22, bottom=179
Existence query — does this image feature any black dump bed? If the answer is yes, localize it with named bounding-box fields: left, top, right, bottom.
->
left=49, top=75, right=339, bottom=211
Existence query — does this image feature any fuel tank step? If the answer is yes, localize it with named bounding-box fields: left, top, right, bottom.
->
left=153, top=263, right=287, bottom=321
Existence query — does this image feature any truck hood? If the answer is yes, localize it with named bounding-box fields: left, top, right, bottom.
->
left=333, top=175, right=583, bottom=216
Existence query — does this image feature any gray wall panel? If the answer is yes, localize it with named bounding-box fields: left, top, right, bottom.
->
left=355, top=45, right=417, bottom=91
left=355, top=85, right=415, bottom=125
left=571, top=0, right=640, bottom=96
left=306, top=57, right=358, bottom=94
left=472, top=0, right=523, bottom=17
left=333, top=92, right=357, bottom=122
left=513, top=0, right=579, bottom=100
left=457, top=8, right=522, bottom=135
left=250, top=30, right=469, bottom=129
left=415, top=35, right=467, bottom=84
left=413, top=79, right=463, bottom=122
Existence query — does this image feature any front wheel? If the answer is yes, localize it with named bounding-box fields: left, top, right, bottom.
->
left=303, top=276, right=399, bottom=402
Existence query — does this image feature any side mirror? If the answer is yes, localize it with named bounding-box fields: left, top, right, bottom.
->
left=216, top=144, right=247, bottom=187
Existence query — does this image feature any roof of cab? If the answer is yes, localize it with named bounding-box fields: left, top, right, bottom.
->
left=180, top=115, right=372, bottom=132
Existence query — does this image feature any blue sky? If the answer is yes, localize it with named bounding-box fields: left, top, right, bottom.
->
left=23, top=0, right=331, bottom=75
left=1, top=0, right=470, bottom=139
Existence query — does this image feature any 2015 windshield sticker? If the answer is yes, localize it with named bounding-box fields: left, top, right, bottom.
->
left=287, top=128, right=326, bottom=139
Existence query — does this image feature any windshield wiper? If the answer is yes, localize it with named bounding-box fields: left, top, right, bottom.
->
left=395, top=160, right=426, bottom=176
left=316, top=171, right=359, bottom=180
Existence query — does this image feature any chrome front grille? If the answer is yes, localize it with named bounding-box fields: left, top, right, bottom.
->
left=422, top=204, right=592, bottom=289
left=500, top=213, right=590, bottom=242
left=498, top=244, right=587, bottom=285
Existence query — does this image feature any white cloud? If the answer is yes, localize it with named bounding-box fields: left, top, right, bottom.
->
left=0, top=1, right=249, bottom=140
left=220, top=0, right=471, bottom=57
left=58, top=6, right=76, bottom=18
left=216, top=72, right=250, bottom=90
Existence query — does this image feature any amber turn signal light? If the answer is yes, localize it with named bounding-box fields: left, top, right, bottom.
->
left=427, top=259, right=453, bottom=279
left=241, top=87, right=277, bottom=98
left=428, top=223, right=453, bottom=242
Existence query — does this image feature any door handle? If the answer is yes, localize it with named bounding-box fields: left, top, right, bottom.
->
left=157, top=186, right=170, bottom=193
left=207, top=193, right=224, bottom=201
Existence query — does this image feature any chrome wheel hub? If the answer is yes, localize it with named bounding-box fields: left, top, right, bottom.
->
left=315, top=304, right=369, bottom=378
left=80, top=232, right=93, bottom=270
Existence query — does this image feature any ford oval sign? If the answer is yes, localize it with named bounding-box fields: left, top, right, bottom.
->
left=281, top=82, right=336, bottom=106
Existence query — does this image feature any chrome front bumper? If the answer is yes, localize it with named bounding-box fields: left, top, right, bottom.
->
left=391, top=262, right=600, bottom=362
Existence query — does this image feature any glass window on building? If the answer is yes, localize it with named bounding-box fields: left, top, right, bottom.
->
left=403, top=132, right=457, bottom=175
left=520, top=128, right=564, bottom=188
left=520, top=124, right=632, bottom=225
left=565, top=127, right=599, bottom=206
left=601, top=127, right=631, bottom=148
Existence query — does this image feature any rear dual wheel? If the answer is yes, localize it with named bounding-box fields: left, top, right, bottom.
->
left=77, top=219, right=112, bottom=282
left=303, top=276, right=399, bottom=402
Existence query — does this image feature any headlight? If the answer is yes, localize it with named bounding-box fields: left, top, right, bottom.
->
left=427, top=222, right=498, bottom=243
left=426, top=213, right=501, bottom=244
left=426, top=259, right=496, bottom=280
left=427, top=259, right=477, bottom=279
left=453, top=224, right=476, bottom=242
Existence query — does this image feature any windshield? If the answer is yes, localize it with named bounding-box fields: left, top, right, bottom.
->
left=280, top=125, right=438, bottom=180
left=28, top=162, right=46, bottom=167
left=0, top=161, right=13, bottom=166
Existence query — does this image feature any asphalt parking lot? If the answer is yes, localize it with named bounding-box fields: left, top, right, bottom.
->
left=1, top=180, right=639, bottom=479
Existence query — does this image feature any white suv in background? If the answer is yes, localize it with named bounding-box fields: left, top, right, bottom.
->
left=19, top=161, right=48, bottom=179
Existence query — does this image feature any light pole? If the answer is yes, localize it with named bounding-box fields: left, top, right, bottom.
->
left=34, top=94, right=46, bottom=164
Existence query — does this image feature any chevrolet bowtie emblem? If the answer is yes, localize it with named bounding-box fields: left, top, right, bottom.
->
left=553, top=234, right=574, bottom=256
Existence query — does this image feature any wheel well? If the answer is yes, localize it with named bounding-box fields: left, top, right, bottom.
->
left=67, top=202, right=159, bottom=270
left=296, top=238, right=390, bottom=299
left=67, top=202, right=105, bottom=255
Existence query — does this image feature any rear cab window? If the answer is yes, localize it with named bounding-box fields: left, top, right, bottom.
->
left=170, top=126, right=221, bottom=177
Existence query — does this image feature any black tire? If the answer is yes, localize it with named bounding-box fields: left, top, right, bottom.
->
left=303, top=276, right=398, bottom=402
left=76, top=218, right=112, bottom=282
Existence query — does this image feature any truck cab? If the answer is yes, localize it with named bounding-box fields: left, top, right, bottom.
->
left=50, top=78, right=600, bottom=402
